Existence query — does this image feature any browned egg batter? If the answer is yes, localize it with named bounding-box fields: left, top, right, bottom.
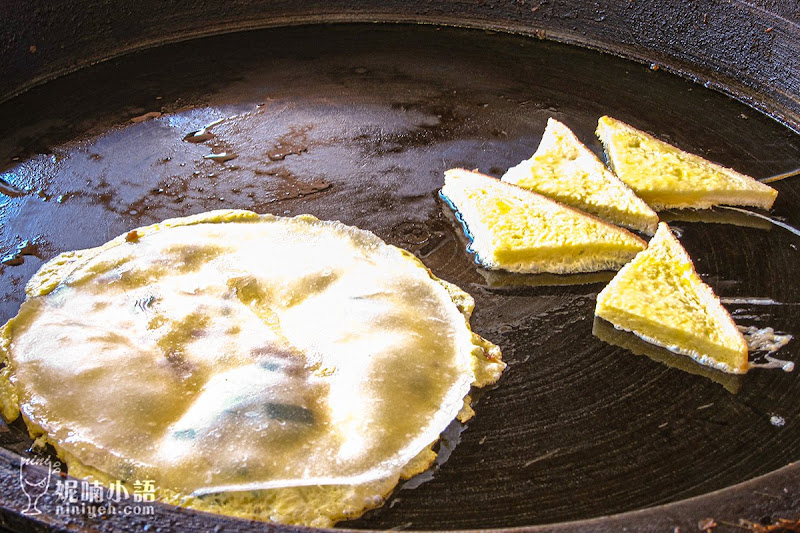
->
left=0, top=210, right=504, bottom=526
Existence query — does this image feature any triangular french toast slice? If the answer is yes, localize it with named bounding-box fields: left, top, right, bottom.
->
left=440, top=168, right=647, bottom=274
left=596, top=116, right=777, bottom=211
left=503, top=118, right=658, bottom=234
left=595, top=222, right=748, bottom=373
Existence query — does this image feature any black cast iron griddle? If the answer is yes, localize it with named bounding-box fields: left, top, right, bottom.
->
left=0, top=24, right=798, bottom=532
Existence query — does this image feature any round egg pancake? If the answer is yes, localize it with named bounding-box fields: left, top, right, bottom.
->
left=0, top=210, right=504, bottom=526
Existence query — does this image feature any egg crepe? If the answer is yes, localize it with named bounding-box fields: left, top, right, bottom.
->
left=0, top=210, right=504, bottom=526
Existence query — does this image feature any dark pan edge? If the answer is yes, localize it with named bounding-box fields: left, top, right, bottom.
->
left=0, top=1, right=798, bottom=131
left=0, top=3, right=798, bottom=531
left=0, top=445, right=796, bottom=532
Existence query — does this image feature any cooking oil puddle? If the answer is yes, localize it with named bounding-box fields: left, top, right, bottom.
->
left=179, top=106, right=329, bottom=202
left=739, top=325, right=794, bottom=372
left=203, top=152, right=238, bottom=163
left=253, top=168, right=331, bottom=203
left=0, top=176, right=26, bottom=198
left=0, top=153, right=64, bottom=202
left=183, top=115, right=242, bottom=164
left=182, top=108, right=314, bottom=171
left=719, top=206, right=800, bottom=238
left=266, top=126, right=311, bottom=161
left=2, top=239, right=42, bottom=266
left=183, top=118, right=225, bottom=143
left=760, top=166, right=800, bottom=184
left=721, top=297, right=785, bottom=306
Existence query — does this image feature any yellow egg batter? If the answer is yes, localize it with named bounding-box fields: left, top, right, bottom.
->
left=0, top=210, right=504, bottom=526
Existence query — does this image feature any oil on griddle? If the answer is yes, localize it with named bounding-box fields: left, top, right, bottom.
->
left=0, top=24, right=798, bottom=529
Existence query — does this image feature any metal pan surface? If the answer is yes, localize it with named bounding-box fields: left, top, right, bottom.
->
left=0, top=24, right=798, bottom=532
